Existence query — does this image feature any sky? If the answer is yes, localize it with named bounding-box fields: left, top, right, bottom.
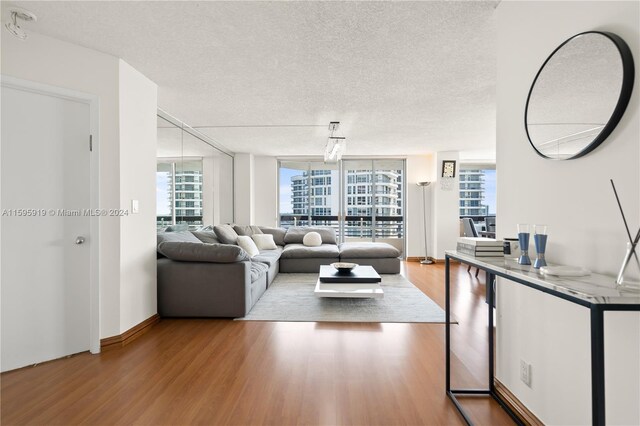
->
left=157, top=172, right=171, bottom=215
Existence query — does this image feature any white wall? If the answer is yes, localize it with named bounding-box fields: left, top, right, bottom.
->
left=431, top=151, right=461, bottom=259
left=496, top=2, right=640, bottom=424
left=118, top=60, right=158, bottom=334
left=234, top=153, right=254, bottom=225
left=218, top=154, right=235, bottom=224
left=254, top=156, right=278, bottom=227
left=1, top=32, right=122, bottom=337
left=2, top=32, right=159, bottom=339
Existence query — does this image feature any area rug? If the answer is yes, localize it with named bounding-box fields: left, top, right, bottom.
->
left=237, top=273, right=448, bottom=323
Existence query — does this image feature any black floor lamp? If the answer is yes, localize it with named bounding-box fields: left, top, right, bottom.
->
left=417, top=181, right=433, bottom=265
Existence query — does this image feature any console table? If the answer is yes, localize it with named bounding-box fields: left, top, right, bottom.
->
left=444, top=250, right=640, bottom=425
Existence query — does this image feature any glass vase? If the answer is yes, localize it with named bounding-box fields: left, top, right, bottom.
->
left=517, top=224, right=531, bottom=265
left=533, top=225, right=548, bottom=269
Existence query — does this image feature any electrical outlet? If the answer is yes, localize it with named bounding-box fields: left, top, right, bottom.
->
left=520, top=359, right=532, bottom=387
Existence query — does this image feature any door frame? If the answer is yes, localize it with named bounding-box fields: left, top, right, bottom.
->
left=1, top=75, right=101, bottom=354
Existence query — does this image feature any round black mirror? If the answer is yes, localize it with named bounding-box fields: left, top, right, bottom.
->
left=525, top=31, right=634, bottom=160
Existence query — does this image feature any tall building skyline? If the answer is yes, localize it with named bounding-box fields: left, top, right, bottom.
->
left=459, top=168, right=489, bottom=217
left=286, top=168, right=403, bottom=238
left=157, top=162, right=204, bottom=227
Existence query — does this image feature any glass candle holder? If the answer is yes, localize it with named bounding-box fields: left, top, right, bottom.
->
left=517, top=224, right=531, bottom=265
left=533, top=224, right=548, bottom=269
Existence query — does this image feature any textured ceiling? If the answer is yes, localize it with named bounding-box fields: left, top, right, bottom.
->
left=4, top=1, right=498, bottom=156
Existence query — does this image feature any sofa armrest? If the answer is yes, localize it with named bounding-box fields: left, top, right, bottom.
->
left=157, top=258, right=252, bottom=317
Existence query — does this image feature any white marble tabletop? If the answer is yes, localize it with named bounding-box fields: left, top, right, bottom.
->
left=445, top=250, right=640, bottom=306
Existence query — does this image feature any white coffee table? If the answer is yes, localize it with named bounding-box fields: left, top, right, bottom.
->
left=314, top=265, right=384, bottom=299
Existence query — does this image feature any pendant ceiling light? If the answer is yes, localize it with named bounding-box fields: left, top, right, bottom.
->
left=324, top=121, right=346, bottom=162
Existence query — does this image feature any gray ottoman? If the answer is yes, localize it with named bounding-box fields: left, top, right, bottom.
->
left=339, top=242, right=401, bottom=274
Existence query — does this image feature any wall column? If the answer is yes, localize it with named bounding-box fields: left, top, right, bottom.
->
left=430, top=151, right=460, bottom=259
left=233, top=153, right=254, bottom=225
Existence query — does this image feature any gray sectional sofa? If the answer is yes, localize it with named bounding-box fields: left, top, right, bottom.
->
left=157, top=225, right=401, bottom=318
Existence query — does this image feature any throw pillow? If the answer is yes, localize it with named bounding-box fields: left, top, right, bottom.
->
left=302, top=231, right=322, bottom=247
left=258, top=226, right=287, bottom=246
left=191, top=231, right=220, bottom=244
left=236, top=235, right=260, bottom=258
left=233, top=225, right=264, bottom=236
left=251, top=234, right=278, bottom=250
left=213, top=224, right=239, bottom=245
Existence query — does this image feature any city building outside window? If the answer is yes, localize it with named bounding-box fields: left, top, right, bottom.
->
left=458, top=164, right=496, bottom=232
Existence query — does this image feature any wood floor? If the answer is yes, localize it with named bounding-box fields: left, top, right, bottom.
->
left=1, top=262, right=514, bottom=426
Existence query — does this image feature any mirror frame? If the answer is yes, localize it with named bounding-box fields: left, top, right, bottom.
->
left=524, top=31, right=635, bottom=160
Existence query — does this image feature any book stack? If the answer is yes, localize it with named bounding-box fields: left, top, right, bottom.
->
left=457, top=237, right=504, bottom=258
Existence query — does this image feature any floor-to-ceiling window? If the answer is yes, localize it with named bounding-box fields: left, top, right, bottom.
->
left=279, top=160, right=340, bottom=231
left=278, top=159, right=405, bottom=253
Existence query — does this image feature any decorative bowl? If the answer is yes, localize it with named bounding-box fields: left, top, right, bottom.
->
left=331, top=262, right=358, bottom=274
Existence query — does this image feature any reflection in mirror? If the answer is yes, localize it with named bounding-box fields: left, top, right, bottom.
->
left=526, top=31, right=634, bottom=160
left=157, top=113, right=234, bottom=231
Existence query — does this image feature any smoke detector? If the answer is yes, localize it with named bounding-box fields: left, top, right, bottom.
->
left=5, top=7, right=37, bottom=40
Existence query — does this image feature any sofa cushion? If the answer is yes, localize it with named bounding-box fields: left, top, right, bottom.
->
left=283, top=227, right=337, bottom=245
left=303, top=232, right=322, bottom=247
left=191, top=231, right=220, bottom=244
left=252, top=249, right=282, bottom=267
left=250, top=261, right=269, bottom=283
left=158, top=242, right=250, bottom=263
left=339, top=242, right=401, bottom=259
left=157, top=231, right=202, bottom=245
left=280, top=243, right=340, bottom=259
left=252, top=234, right=278, bottom=250
left=233, top=225, right=264, bottom=236
left=258, top=226, right=287, bottom=246
left=237, top=236, right=260, bottom=258
left=214, top=224, right=239, bottom=245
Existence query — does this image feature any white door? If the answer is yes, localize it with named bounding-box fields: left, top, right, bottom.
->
left=1, top=84, right=92, bottom=372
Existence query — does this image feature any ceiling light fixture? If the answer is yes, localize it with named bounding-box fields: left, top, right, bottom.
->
left=5, top=7, right=37, bottom=40
left=324, top=121, right=346, bottom=162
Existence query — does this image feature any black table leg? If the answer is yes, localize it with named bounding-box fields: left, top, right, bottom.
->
left=445, top=256, right=451, bottom=393
left=445, top=257, right=521, bottom=426
left=590, top=306, right=605, bottom=425
left=488, top=272, right=495, bottom=393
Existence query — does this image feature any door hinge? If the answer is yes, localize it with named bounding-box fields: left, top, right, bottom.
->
left=89, top=135, right=93, bottom=152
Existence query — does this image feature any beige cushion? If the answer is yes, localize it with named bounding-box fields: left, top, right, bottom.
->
left=236, top=235, right=260, bottom=258
left=252, top=234, right=278, bottom=250
left=302, top=232, right=322, bottom=247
